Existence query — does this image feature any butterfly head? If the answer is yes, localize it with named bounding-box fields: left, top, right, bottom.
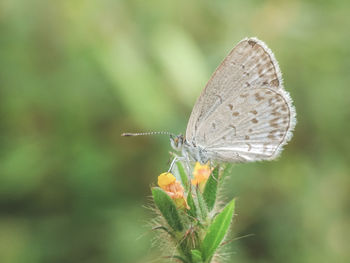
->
left=170, top=134, right=184, bottom=151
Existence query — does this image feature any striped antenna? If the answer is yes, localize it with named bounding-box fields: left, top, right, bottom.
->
left=121, top=131, right=175, bottom=137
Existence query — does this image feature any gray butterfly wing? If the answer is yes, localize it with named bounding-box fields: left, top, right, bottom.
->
left=185, top=37, right=296, bottom=162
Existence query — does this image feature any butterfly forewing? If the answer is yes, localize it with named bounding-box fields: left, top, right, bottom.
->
left=185, top=37, right=295, bottom=162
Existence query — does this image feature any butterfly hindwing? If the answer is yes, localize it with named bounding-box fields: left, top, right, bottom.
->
left=185, top=38, right=296, bottom=162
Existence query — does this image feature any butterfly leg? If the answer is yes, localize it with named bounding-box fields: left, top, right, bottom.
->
left=168, top=156, right=186, bottom=173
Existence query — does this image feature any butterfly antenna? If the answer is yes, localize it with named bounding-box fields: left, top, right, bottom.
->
left=121, top=131, right=176, bottom=137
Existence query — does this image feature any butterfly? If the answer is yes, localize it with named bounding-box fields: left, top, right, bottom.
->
left=123, top=37, right=296, bottom=166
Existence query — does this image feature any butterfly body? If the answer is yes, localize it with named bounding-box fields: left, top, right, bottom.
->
left=171, top=134, right=243, bottom=164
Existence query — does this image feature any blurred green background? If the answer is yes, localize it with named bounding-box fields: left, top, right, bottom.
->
left=1, top=0, right=349, bottom=262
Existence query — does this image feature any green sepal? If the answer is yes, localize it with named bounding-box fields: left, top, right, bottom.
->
left=201, top=199, right=235, bottom=261
left=152, top=187, right=183, bottom=232
left=203, top=166, right=219, bottom=211
left=196, top=187, right=208, bottom=220
left=186, top=191, right=197, bottom=218
left=191, top=249, right=203, bottom=263
left=176, top=161, right=189, bottom=191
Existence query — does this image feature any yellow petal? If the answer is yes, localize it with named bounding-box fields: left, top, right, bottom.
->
left=192, top=162, right=212, bottom=185
left=158, top=172, right=176, bottom=188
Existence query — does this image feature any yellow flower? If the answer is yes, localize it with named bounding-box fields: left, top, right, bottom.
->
left=191, top=162, right=213, bottom=186
left=158, top=172, right=189, bottom=210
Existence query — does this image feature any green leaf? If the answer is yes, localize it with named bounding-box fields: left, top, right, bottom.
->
left=191, top=249, right=203, bottom=263
left=152, top=226, right=174, bottom=238
left=186, top=191, right=197, bottom=218
left=196, top=187, right=208, bottom=220
left=152, top=187, right=183, bottom=232
left=203, top=166, right=219, bottom=211
left=177, top=161, right=189, bottom=191
left=201, top=199, right=235, bottom=261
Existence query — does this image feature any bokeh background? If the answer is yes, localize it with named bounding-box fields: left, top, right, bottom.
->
left=1, top=0, right=350, bottom=262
